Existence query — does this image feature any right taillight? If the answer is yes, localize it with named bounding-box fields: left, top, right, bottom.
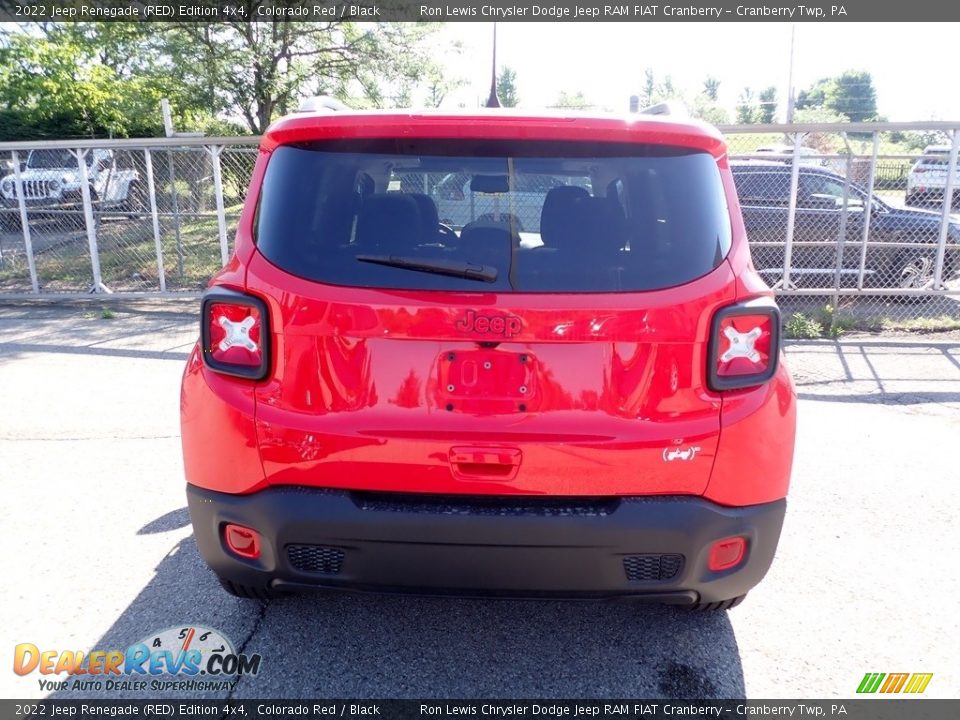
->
left=708, top=300, right=781, bottom=391
left=200, top=288, right=270, bottom=380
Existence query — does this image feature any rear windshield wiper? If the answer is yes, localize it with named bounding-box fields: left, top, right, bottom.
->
left=356, top=254, right=498, bottom=283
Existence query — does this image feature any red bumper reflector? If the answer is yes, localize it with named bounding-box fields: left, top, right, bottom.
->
left=224, top=524, right=261, bottom=560
left=708, top=536, right=746, bottom=572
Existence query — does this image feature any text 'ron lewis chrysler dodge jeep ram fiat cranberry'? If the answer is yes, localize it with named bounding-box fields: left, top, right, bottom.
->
left=180, top=108, right=796, bottom=611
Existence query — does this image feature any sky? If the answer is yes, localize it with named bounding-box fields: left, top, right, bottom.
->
left=435, top=22, right=960, bottom=121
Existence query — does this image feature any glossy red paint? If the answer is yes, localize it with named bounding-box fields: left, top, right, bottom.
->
left=180, top=111, right=795, bottom=508
left=259, top=111, right=727, bottom=157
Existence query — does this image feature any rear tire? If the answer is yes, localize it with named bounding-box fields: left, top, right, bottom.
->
left=217, top=576, right=284, bottom=600
left=687, top=594, right=747, bottom=612
left=896, top=253, right=935, bottom=289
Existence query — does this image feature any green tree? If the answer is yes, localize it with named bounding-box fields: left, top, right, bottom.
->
left=796, top=71, right=878, bottom=122
left=757, top=86, right=777, bottom=124
left=0, top=21, right=451, bottom=139
left=497, top=66, right=519, bottom=108
left=691, top=95, right=730, bottom=125
left=639, top=68, right=655, bottom=107
left=736, top=88, right=760, bottom=124
left=554, top=90, right=591, bottom=110
left=703, top=76, right=720, bottom=102
left=658, top=75, right=676, bottom=100
left=164, top=22, right=443, bottom=131
left=0, top=24, right=187, bottom=138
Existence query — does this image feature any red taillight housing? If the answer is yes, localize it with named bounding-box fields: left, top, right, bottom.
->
left=708, top=536, right=747, bottom=572
left=201, top=289, right=270, bottom=379
left=223, top=524, right=261, bottom=560
left=708, top=299, right=781, bottom=391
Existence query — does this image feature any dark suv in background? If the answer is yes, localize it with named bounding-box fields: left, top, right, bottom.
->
left=732, top=163, right=960, bottom=289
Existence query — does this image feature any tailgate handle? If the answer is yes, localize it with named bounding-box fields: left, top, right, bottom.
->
left=449, top=446, right=522, bottom=480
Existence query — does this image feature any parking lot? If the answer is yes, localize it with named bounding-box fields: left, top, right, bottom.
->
left=1, top=301, right=958, bottom=700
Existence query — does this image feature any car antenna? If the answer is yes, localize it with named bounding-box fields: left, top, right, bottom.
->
left=485, top=22, right=501, bottom=108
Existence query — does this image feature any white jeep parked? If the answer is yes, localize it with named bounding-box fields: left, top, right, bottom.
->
left=0, top=148, right=143, bottom=228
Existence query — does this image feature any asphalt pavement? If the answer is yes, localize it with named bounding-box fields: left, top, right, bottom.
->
left=1, top=301, right=957, bottom=700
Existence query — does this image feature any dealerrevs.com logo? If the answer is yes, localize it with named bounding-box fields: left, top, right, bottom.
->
left=13, top=625, right=262, bottom=693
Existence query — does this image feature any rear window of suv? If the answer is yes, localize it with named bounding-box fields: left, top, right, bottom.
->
left=255, top=139, right=731, bottom=293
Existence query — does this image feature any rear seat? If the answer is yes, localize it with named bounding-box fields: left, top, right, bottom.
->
left=518, top=188, right=628, bottom=289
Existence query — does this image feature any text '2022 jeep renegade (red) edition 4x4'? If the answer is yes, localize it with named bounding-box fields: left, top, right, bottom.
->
left=181, top=108, right=796, bottom=610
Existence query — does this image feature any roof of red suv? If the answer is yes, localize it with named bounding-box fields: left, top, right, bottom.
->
left=261, top=110, right=726, bottom=156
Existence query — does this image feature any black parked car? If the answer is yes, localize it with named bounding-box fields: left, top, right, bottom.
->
left=732, top=163, right=960, bottom=289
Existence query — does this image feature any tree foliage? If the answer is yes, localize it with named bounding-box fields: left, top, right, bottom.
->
left=757, top=86, right=777, bottom=124
left=735, top=87, right=759, bottom=124
left=796, top=70, right=878, bottom=122
left=554, top=90, right=592, bottom=110
left=0, top=20, right=450, bottom=140
left=497, top=66, right=519, bottom=108
left=702, top=76, right=720, bottom=102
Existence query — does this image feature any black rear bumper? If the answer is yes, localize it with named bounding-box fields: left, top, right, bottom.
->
left=187, top=485, right=786, bottom=604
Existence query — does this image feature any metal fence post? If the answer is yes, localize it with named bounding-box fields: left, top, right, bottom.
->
left=779, top=132, right=804, bottom=291
left=831, top=133, right=854, bottom=310
left=74, top=149, right=109, bottom=294
left=166, top=148, right=184, bottom=279
left=144, top=149, right=166, bottom=292
left=856, top=132, right=879, bottom=291
left=11, top=150, right=39, bottom=294
left=208, top=145, right=230, bottom=265
left=933, top=129, right=959, bottom=289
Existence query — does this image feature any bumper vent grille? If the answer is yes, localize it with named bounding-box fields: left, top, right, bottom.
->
left=287, top=545, right=345, bottom=575
left=623, top=554, right=684, bottom=582
left=353, top=493, right=619, bottom=517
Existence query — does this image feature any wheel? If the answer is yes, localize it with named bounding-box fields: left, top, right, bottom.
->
left=686, top=594, right=747, bottom=612
left=217, top=576, right=284, bottom=600
left=897, top=254, right=935, bottom=289
left=905, top=191, right=919, bottom=207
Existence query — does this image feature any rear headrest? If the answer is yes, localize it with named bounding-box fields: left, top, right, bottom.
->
left=458, top=222, right=517, bottom=267
left=408, top=193, right=439, bottom=239
left=356, top=193, right=421, bottom=253
left=577, top=197, right=627, bottom=254
left=540, top=186, right=590, bottom=247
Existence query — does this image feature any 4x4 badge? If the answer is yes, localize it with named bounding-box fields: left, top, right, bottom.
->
left=662, top=446, right=701, bottom=462
left=456, top=310, right=522, bottom=338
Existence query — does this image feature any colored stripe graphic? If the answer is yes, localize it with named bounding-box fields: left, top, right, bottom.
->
left=857, top=673, right=885, bottom=693
left=857, top=672, right=933, bottom=694
left=903, top=673, right=934, bottom=694
left=880, top=673, right=909, bottom=693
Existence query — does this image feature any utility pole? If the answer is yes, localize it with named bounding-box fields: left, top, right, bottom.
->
left=485, top=22, right=501, bottom=109
left=786, top=24, right=796, bottom=123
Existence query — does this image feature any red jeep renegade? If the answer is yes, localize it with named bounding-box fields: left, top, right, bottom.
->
left=181, top=108, right=796, bottom=610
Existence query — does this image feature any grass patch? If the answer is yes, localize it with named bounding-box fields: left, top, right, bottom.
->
left=0, top=206, right=242, bottom=293
left=784, top=312, right=825, bottom=339
left=782, top=303, right=960, bottom=339
left=100, top=307, right=116, bottom=320
left=878, top=315, right=960, bottom=333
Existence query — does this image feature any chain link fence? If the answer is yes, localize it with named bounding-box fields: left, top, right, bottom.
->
left=0, top=126, right=958, bottom=329
left=722, top=122, right=960, bottom=330
left=0, top=137, right=258, bottom=296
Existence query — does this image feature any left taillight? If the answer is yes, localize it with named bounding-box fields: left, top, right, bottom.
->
left=707, top=299, right=781, bottom=391
left=200, top=289, right=269, bottom=380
